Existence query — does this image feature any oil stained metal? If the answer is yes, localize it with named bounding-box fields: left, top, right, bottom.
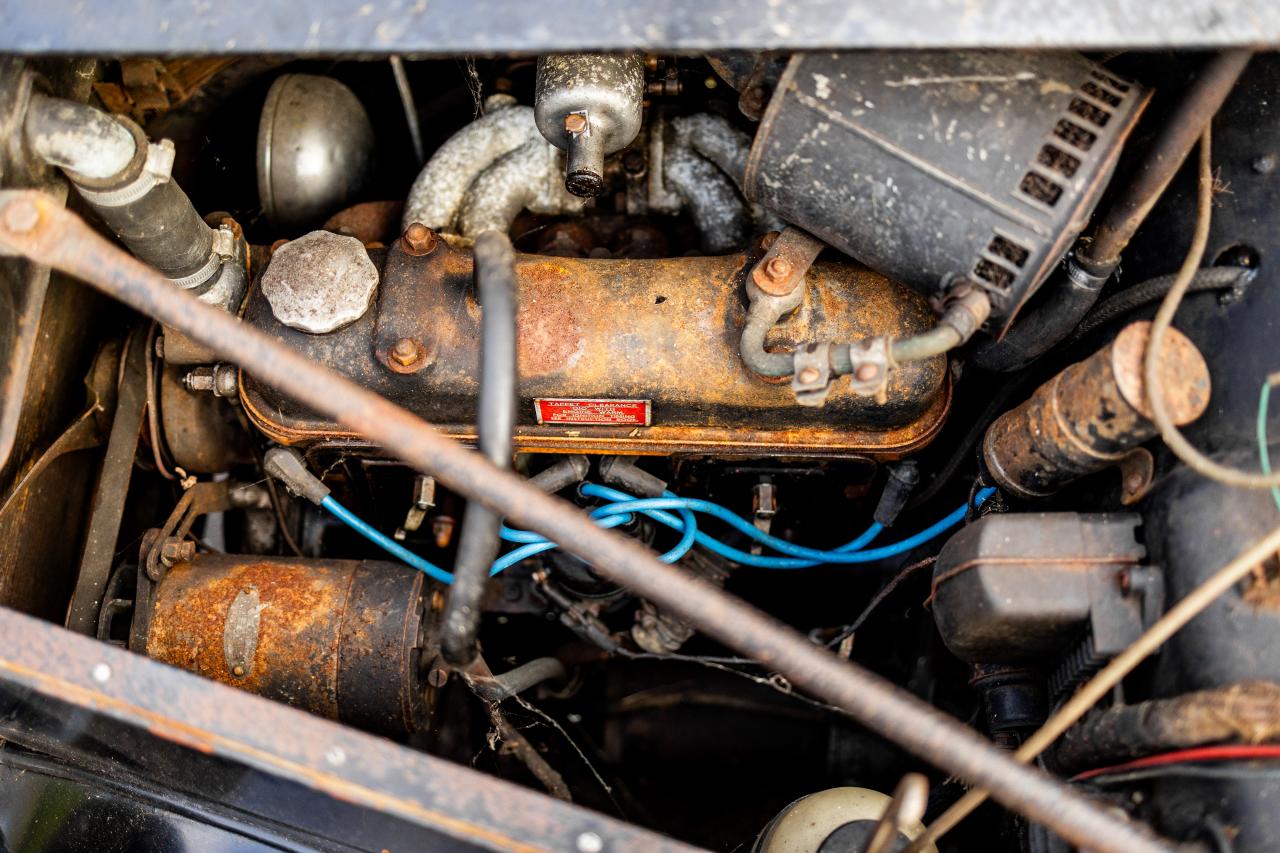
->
left=240, top=240, right=950, bottom=458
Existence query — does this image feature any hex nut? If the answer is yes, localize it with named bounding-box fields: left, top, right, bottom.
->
left=261, top=230, right=379, bottom=334
left=401, top=222, right=438, bottom=256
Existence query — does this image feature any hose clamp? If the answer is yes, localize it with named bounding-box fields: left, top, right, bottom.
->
left=846, top=336, right=895, bottom=404
left=791, top=341, right=834, bottom=408
left=76, top=139, right=175, bottom=208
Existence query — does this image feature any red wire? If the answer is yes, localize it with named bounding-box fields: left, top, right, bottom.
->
left=1072, top=744, right=1280, bottom=782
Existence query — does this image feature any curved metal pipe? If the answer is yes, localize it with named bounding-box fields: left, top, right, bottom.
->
left=670, top=112, right=784, bottom=234
left=663, top=142, right=751, bottom=253
left=670, top=113, right=750, bottom=192
left=24, top=94, right=137, bottom=180
left=0, top=192, right=1170, bottom=853
left=740, top=285, right=988, bottom=379
left=456, top=139, right=566, bottom=238
left=469, top=657, right=568, bottom=702
left=401, top=98, right=538, bottom=231
left=441, top=231, right=518, bottom=667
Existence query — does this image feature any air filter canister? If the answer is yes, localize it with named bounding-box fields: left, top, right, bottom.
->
left=745, top=51, right=1147, bottom=327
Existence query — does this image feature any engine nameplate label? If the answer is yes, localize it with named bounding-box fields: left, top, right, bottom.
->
left=534, top=398, right=652, bottom=426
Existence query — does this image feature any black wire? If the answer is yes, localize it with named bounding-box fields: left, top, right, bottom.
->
left=264, top=466, right=305, bottom=557
left=820, top=556, right=938, bottom=650
left=1068, top=266, right=1253, bottom=345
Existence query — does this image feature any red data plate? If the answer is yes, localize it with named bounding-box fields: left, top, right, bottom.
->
left=534, top=398, right=652, bottom=426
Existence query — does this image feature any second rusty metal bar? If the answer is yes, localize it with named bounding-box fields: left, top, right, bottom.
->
left=0, top=190, right=1168, bottom=853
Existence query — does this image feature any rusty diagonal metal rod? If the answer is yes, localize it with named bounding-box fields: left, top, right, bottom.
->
left=0, top=191, right=1168, bottom=853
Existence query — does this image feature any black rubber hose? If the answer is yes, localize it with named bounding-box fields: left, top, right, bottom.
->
left=441, top=231, right=518, bottom=667
left=1069, top=266, right=1253, bottom=343
left=970, top=265, right=1104, bottom=372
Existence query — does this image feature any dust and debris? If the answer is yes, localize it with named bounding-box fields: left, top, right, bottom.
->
left=1039, top=79, right=1075, bottom=96
left=885, top=72, right=1036, bottom=88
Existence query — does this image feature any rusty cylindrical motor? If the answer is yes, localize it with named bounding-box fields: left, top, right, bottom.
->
left=143, top=555, right=435, bottom=739
left=983, top=321, right=1211, bottom=498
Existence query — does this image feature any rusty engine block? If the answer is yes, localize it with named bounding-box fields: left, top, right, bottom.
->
left=239, top=235, right=950, bottom=459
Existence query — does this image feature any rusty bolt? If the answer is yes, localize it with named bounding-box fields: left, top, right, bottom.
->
left=754, top=250, right=805, bottom=297
left=232, top=664, right=246, bottom=678
left=391, top=337, right=421, bottom=367
left=159, top=538, right=196, bottom=567
left=764, top=256, right=793, bottom=281
left=855, top=363, right=882, bottom=382
left=563, top=113, right=589, bottom=134
left=1, top=199, right=39, bottom=233
left=401, top=222, right=438, bottom=256
left=1125, top=472, right=1146, bottom=493
left=796, top=366, right=821, bottom=385
left=427, top=666, right=449, bottom=688
left=433, top=515, right=456, bottom=549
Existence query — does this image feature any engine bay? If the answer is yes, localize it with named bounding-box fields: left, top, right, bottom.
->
left=1, top=32, right=1279, bottom=853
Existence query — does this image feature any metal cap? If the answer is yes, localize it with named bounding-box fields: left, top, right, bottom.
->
left=257, top=74, right=375, bottom=232
left=261, top=231, right=379, bottom=334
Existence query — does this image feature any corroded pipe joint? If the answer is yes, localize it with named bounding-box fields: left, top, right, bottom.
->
left=984, top=321, right=1210, bottom=499
left=740, top=286, right=804, bottom=378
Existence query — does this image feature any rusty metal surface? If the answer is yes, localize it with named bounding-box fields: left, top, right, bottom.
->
left=752, top=226, right=825, bottom=298
left=65, top=327, right=148, bottom=634
left=157, top=361, right=248, bottom=473
left=0, top=604, right=696, bottom=852
left=146, top=554, right=430, bottom=738
left=0, top=60, right=107, bottom=619
left=1057, top=681, right=1280, bottom=772
left=323, top=199, right=404, bottom=246
left=983, top=321, right=1210, bottom=499
left=240, top=238, right=950, bottom=459
left=0, top=192, right=1172, bottom=853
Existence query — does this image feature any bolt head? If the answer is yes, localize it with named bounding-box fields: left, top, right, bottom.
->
left=797, top=366, right=821, bottom=384
left=854, top=363, right=881, bottom=382
left=764, top=255, right=793, bottom=281
left=391, top=337, right=421, bottom=367
left=427, top=666, right=449, bottom=688
left=563, top=113, right=589, bottom=134
left=402, top=222, right=438, bottom=256
left=1, top=199, right=39, bottom=234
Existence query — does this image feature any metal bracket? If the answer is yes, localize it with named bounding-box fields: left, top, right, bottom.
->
left=846, top=336, right=894, bottom=404
left=791, top=341, right=833, bottom=407
left=1117, top=447, right=1155, bottom=506
left=750, top=225, right=825, bottom=298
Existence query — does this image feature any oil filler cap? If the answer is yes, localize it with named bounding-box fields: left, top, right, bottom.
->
left=262, top=230, right=379, bottom=334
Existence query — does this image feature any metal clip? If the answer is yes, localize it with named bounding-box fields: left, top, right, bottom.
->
left=791, top=341, right=833, bottom=407
left=846, top=337, right=894, bottom=404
